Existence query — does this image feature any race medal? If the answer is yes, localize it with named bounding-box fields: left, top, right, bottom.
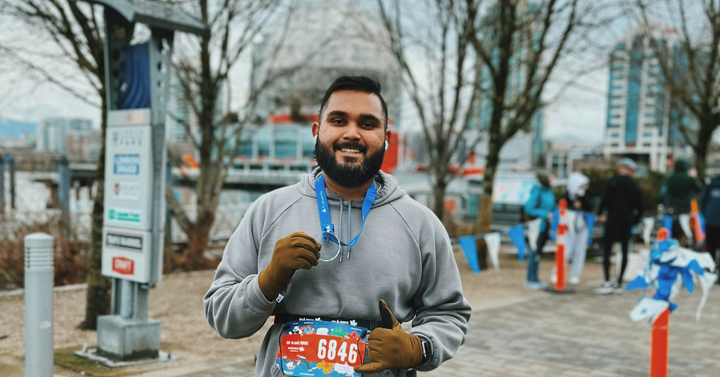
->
left=276, top=320, right=368, bottom=377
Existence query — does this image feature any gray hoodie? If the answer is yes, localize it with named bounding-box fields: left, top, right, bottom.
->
left=204, top=169, right=471, bottom=376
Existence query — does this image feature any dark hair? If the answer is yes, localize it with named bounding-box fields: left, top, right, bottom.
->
left=535, top=170, right=551, bottom=187
left=318, top=76, right=388, bottom=128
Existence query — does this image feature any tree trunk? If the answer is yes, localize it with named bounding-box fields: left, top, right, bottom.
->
left=694, top=118, right=715, bottom=184
left=432, top=174, right=447, bottom=221
left=174, top=211, right=216, bottom=270
left=81, top=97, right=111, bottom=330
left=473, top=131, right=502, bottom=270
left=695, top=137, right=708, bottom=184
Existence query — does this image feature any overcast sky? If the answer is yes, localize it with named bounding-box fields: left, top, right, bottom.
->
left=0, top=0, right=631, bottom=144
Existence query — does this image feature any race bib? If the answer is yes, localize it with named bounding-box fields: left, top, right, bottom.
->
left=276, top=320, right=368, bottom=377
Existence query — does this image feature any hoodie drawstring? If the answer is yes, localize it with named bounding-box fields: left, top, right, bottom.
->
left=347, top=203, right=352, bottom=259
left=339, top=201, right=343, bottom=262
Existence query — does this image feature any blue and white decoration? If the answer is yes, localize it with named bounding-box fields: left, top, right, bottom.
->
left=626, top=238, right=717, bottom=324
left=456, top=209, right=596, bottom=274
left=457, top=232, right=502, bottom=274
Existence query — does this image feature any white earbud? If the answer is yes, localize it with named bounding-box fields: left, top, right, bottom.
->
left=385, top=141, right=388, bottom=151
left=314, top=135, right=318, bottom=143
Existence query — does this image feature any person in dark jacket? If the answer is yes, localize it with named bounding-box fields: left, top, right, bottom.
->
left=661, top=158, right=703, bottom=246
left=523, top=171, right=557, bottom=290
left=700, top=175, right=720, bottom=269
left=595, top=158, right=644, bottom=294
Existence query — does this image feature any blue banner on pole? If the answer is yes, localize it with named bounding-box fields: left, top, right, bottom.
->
left=584, top=213, right=596, bottom=245
left=508, top=225, right=526, bottom=261
left=663, top=216, right=673, bottom=238
left=458, top=236, right=480, bottom=274
left=118, top=43, right=151, bottom=110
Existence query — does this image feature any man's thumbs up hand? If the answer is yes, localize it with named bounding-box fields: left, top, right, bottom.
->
left=353, top=300, right=423, bottom=374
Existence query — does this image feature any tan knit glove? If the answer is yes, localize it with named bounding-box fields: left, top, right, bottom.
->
left=257, top=232, right=321, bottom=301
left=354, top=300, right=423, bottom=374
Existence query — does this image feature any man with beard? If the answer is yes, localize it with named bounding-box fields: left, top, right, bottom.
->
left=204, top=76, right=470, bottom=376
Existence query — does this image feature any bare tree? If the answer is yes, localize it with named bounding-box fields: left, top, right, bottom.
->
left=376, top=0, right=485, bottom=221
left=0, top=0, right=109, bottom=329
left=375, top=0, right=604, bottom=266
left=465, top=0, right=599, bottom=262
left=633, top=0, right=720, bottom=183
left=164, top=0, right=336, bottom=270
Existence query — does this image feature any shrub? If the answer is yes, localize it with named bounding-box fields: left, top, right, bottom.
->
left=0, top=212, right=87, bottom=290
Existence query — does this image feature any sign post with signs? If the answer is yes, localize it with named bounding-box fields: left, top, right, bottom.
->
left=74, top=0, right=208, bottom=366
left=102, top=109, right=160, bottom=286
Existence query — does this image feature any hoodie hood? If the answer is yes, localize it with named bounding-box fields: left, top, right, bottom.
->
left=296, top=167, right=407, bottom=207
left=567, top=172, right=589, bottom=200
left=674, top=159, right=690, bottom=173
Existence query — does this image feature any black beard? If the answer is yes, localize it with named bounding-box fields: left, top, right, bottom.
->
left=314, top=139, right=385, bottom=188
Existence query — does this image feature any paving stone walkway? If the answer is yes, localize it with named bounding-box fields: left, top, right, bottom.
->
left=158, top=283, right=720, bottom=376
left=421, top=284, right=720, bottom=377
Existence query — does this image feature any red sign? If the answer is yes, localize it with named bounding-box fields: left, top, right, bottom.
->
left=112, top=257, right=134, bottom=275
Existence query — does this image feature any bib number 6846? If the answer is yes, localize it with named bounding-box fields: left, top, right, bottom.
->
left=317, top=339, right=358, bottom=364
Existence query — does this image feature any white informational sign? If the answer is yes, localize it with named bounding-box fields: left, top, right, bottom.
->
left=102, top=227, right=154, bottom=283
left=102, top=108, right=165, bottom=284
left=104, top=109, right=154, bottom=231
left=492, top=173, right=537, bottom=205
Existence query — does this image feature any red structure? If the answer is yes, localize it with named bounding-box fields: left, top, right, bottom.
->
left=381, top=132, right=400, bottom=174
left=554, top=199, right=568, bottom=292
left=650, top=227, right=670, bottom=377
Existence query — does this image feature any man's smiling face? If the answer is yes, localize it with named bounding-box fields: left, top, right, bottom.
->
left=312, top=90, right=389, bottom=188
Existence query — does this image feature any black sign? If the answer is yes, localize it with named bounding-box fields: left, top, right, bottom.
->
left=106, top=233, right=143, bottom=250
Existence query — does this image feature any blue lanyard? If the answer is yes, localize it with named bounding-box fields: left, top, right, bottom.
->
left=315, top=174, right=377, bottom=247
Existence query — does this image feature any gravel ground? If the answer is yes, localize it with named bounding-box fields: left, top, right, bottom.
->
left=0, top=245, right=606, bottom=376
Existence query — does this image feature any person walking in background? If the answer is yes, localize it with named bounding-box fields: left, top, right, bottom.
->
left=523, top=171, right=557, bottom=290
left=595, top=158, right=644, bottom=295
left=660, top=158, right=703, bottom=246
left=700, top=174, right=720, bottom=272
left=560, top=172, right=593, bottom=285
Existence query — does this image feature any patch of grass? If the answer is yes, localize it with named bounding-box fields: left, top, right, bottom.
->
left=55, top=347, right=120, bottom=377
left=54, top=344, right=182, bottom=377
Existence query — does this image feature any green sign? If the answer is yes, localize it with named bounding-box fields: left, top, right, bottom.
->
left=108, top=208, right=141, bottom=223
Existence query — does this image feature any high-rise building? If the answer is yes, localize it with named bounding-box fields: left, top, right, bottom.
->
left=166, top=74, right=196, bottom=144
left=36, top=117, right=95, bottom=155
left=603, top=28, right=694, bottom=172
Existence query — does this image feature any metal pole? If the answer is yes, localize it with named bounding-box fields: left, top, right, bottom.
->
left=56, top=156, right=71, bottom=228
left=8, top=154, right=15, bottom=210
left=0, top=154, right=5, bottom=215
left=24, top=233, right=54, bottom=377
left=165, top=160, right=173, bottom=252
left=119, top=279, right=135, bottom=319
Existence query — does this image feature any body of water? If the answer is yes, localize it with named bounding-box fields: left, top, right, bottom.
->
left=3, top=172, right=261, bottom=244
